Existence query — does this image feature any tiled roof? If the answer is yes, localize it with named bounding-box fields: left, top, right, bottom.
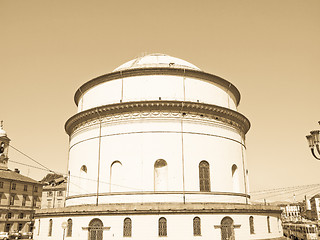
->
left=0, top=169, right=42, bottom=184
left=43, top=182, right=67, bottom=190
left=311, top=194, right=320, bottom=199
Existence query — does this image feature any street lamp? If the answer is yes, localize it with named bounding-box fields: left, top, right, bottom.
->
left=306, top=126, right=320, bottom=160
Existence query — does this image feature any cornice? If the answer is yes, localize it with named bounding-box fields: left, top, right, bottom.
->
left=74, top=68, right=241, bottom=106
left=35, top=202, right=281, bottom=218
left=65, top=190, right=250, bottom=200
left=65, top=101, right=250, bottom=136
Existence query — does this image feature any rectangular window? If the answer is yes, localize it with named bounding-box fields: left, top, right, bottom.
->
left=34, top=186, right=38, bottom=192
left=7, top=213, right=12, bottom=219
left=24, top=185, right=28, bottom=191
left=19, top=213, right=24, bottom=219
left=18, top=223, right=23, bottom=231
left=5, top=223, right=10, bottom=232
left=56, top=199, right=62, bottom=208
left=57, top=191, right=63, bottom=197
left=11, top=183, right=16, bottom=190
left=0, top=182, right=3, bottom=188
left=47, top=191, right=53, bottom=197
left=22, top=195, right=27, bottom=206
left=10, top=194, right=15, bottom=205
left=47, top=199, right=52, bottom=208
left=33, top=197, right=37, bottom=207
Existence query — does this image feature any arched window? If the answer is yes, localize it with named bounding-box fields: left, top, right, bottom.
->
left=48, top=219, right=53, bottom=236
left=267, top=216, right=271, bottom=233
left=193, top=217, right=201, bottom=236
left=123, top=218, right=132, bottom=237
left=154, top=159, right=168, bottom=191
left=89, top=218, right=103, bottom=240
left=67, top=219, right=72, bottom=237
left=158, top=217, right=167, bottom=237
left=221, top=217, right=234, bottom=240
left=199, top=161, right=210, bottom=192
left=249, top=216, right=254, bottom=234
left=80, top=165, right=87, bottom=173
left=232, top=164, right=239, bottom=192
left=110, top=161, right=123, bottom=192
left=80, top=165, right=88, bottom=195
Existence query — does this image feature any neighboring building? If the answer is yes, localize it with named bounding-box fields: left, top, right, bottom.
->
left=0, top=123, right=43, bottom=234
left=279, top=204, right=301, bottom=222
left=310, top=194, right=320, bottom=220
left=34, top=54, right=283, bottom=240
left=41, top=174, right=67, bottom=209
left=301, top=195, right=312, bottom=220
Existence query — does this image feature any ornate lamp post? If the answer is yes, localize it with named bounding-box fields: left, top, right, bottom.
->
left=306, top=125, right=320, bottom=160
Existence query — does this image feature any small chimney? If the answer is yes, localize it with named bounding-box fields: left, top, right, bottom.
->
left=14, top=168, right=20, bottom=174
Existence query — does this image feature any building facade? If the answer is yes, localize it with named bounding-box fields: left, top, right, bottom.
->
left=34, top=54, right=283, bottom=240
left=279, top=204, right=301, bottom=222
left=41, top=176, right=67, bottom=209
left=310, top=194, right=320, bottom=221
left=0, top=124, right=43, bottom=235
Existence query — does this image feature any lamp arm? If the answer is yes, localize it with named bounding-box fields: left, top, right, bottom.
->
left=311, top=147, right=320, bottom=160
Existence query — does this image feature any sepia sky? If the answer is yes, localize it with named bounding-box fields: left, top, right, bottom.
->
left=1, top=0, right=320, bottom=201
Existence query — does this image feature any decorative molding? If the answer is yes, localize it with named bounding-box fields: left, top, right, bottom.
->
left=74, top=67, right=241, bottom=106
left=65, top=100, right=250, bottom=136
left=35, top=202, right=282, bottom=218
left=66, top=190, right=250, bottom=200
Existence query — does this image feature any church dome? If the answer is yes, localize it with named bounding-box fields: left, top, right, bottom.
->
left=113, top=53, right=202, bottom=72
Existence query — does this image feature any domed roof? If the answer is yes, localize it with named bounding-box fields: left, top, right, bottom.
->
left=113, top=53, right=202, bottom=72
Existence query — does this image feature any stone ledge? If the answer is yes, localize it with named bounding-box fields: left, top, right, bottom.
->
left=65, top=100, right=250, bottom=135
left=35, top=202, right=281, bottom=217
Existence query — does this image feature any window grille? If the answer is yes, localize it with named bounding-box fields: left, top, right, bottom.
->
left=123, top=218, right=132, bottom=237
left=67, top=219, right=72, bottom=237
left=193, top=217, right=201, bottom=236
left=89, top=218, right=103, bottom=240
left=249, top=216, right=254, bottom=234
left=48, top=219, right=53, bottom=236
left=158, top=217, right=167, bottom=237
left=221, top=217, right=235, bottom=240
left=267, top=216, right=271, bottom=233
left=199, top=161, right=210, bottom=192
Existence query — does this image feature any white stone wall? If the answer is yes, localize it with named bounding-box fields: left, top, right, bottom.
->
left=77, top=75, right=238, bottom=112
left=66, top=115, right=248, bottom=206
left=33, top=213, right=283, bottom=240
